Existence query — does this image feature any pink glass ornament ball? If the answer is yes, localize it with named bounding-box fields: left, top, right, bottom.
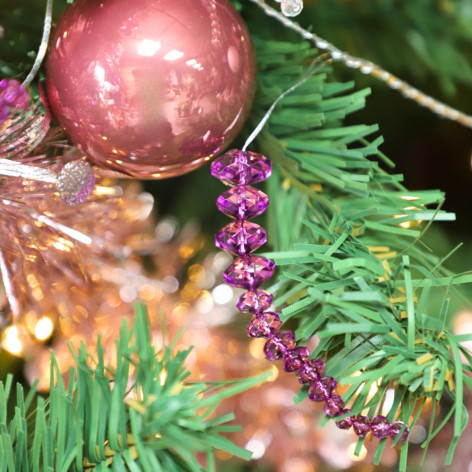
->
left=46, top=0, right=256, bottom=179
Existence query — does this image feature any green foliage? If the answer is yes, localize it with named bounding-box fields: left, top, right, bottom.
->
left=0, top=306, right=268, bottom=471
left=0, top=0, right=67, bottom=79
left=247, top=31, right=472, bottom=469
left=299, top=0, right=472, bottom=95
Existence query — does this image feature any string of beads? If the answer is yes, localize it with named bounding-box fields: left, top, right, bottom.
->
left=212, top=148, right=410, bottom=444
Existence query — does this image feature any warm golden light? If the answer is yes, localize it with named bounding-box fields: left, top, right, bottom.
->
left=3, top=326, right=23, bottom=356
left=266, top=365, right=279, bottom=382
left=159, top=369, right=167, bottom=386
left=34, top=316, right=54, bottom=341
left=347, top=442, right=367, bottom=461
left=249, top=338, right=266, bottom=359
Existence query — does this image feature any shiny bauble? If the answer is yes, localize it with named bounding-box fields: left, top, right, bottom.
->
left=46, top=0, right=256, bottom=179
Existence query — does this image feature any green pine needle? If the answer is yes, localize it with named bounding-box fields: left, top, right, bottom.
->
left=0, top=305, right=269, bottom=471
left=246, top=32, right=472, bottom=470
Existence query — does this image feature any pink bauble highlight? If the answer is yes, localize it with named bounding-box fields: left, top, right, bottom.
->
left=46, top=0, right=256, bottom=179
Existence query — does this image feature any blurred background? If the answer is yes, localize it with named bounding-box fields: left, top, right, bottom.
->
left=1, top=0, right=472, bottom=470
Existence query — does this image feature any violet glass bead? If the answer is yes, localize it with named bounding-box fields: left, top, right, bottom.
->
left=308, top=376, right=337, bottom=402
left=389, top=421, right=409, bottom=445
left=246, top=313, right=281, bottom=338
left=298, top=358, right=325, bottom=384
left=324, top=395, right=345, bottom=417
left=223, top=255, right=275, bottom=290
left=216, top=185, right=269, bottom=220
left=371, top=415, right=390, bottom=439
left=211, top=149, right=272, bottom=186
left=215, top=220, right=267, bottom=255
left=0, top=79, right=30, bottom=123
left=263, top=330, right=296, bottom=360
left=284, top=347, right=310, bottom=372
left=352, top=415, right=371, bottom=438
left=237, top=289, right=273, bottom=314
left=335, top=409, right=353, bottom=430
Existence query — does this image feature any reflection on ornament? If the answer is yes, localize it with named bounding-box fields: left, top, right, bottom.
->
left=46, top=0, right=256, bottom=179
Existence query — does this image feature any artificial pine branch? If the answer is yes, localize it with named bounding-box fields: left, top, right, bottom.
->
left=245, top=31, right=472, bottom=469
left=297, top=0, right=472, bottom=95
left=0, top=305, right=269, bottom=471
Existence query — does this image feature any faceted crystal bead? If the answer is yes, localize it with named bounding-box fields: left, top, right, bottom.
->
left=211, top=149, right=272, bottom=186
left=308, top=376, right=337, bottom=402
left=335, top=410, right=353, bottom=430
left=223, top=255, right=275, bottom=290
left=215, top=220, right=267, bottom=255
left=352, top=415, right=371, bottom=438
left=263, top=330, right=296, bottom=360
left=324, top=395, right=345, bottom=417
left=284, top=347, right=310, bottom=373
left=298, top=358, right=325, bottom=384
left=237, top=289, right=273, bottom=314
left=371, top=415, right=390, bottom=439
left=389, top=421, right=409, bottom=444
left=0, top=78, right=30, bottom=123
left=216, top=185, right=269, bottom=220
left=246, top=313, right=281, bottom=338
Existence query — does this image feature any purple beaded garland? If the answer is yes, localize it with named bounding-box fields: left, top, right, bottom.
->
left=0, top=79, right=31, bottom=123
left=212, top=148, right=409, bottom=445
left=284, top=346, right=310, bottom=373
left=389, top=421, right=409, bottom=445
left=210, top=149, right=272, bottom=186
left=352, top=415, right=371, bottom=438
left=246, top=312, right=282, bottom=338
left=308, top=376, right=337, bottom=402
left=223, top=255, right=275, bottom=290
left=215, top=220, right=267, bottom=255
left=216, top=185, right=269, bottom=220
left=298, top=358, right=325, bottom=384
left=335, top=409, right=353, bottom=430
left=324, top=395, right=345, bottom=417
left=237, top=289, right=273, bottom=314
left=371, top=415, right=391, bottom=439
left=264, top=330, right=296, bottom=360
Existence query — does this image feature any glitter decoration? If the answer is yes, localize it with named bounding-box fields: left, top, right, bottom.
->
left=57, top=161, right=96, bottom=205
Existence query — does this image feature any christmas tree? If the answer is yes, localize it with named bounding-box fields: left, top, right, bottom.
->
left=1, top=0, right=472, bottom=470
